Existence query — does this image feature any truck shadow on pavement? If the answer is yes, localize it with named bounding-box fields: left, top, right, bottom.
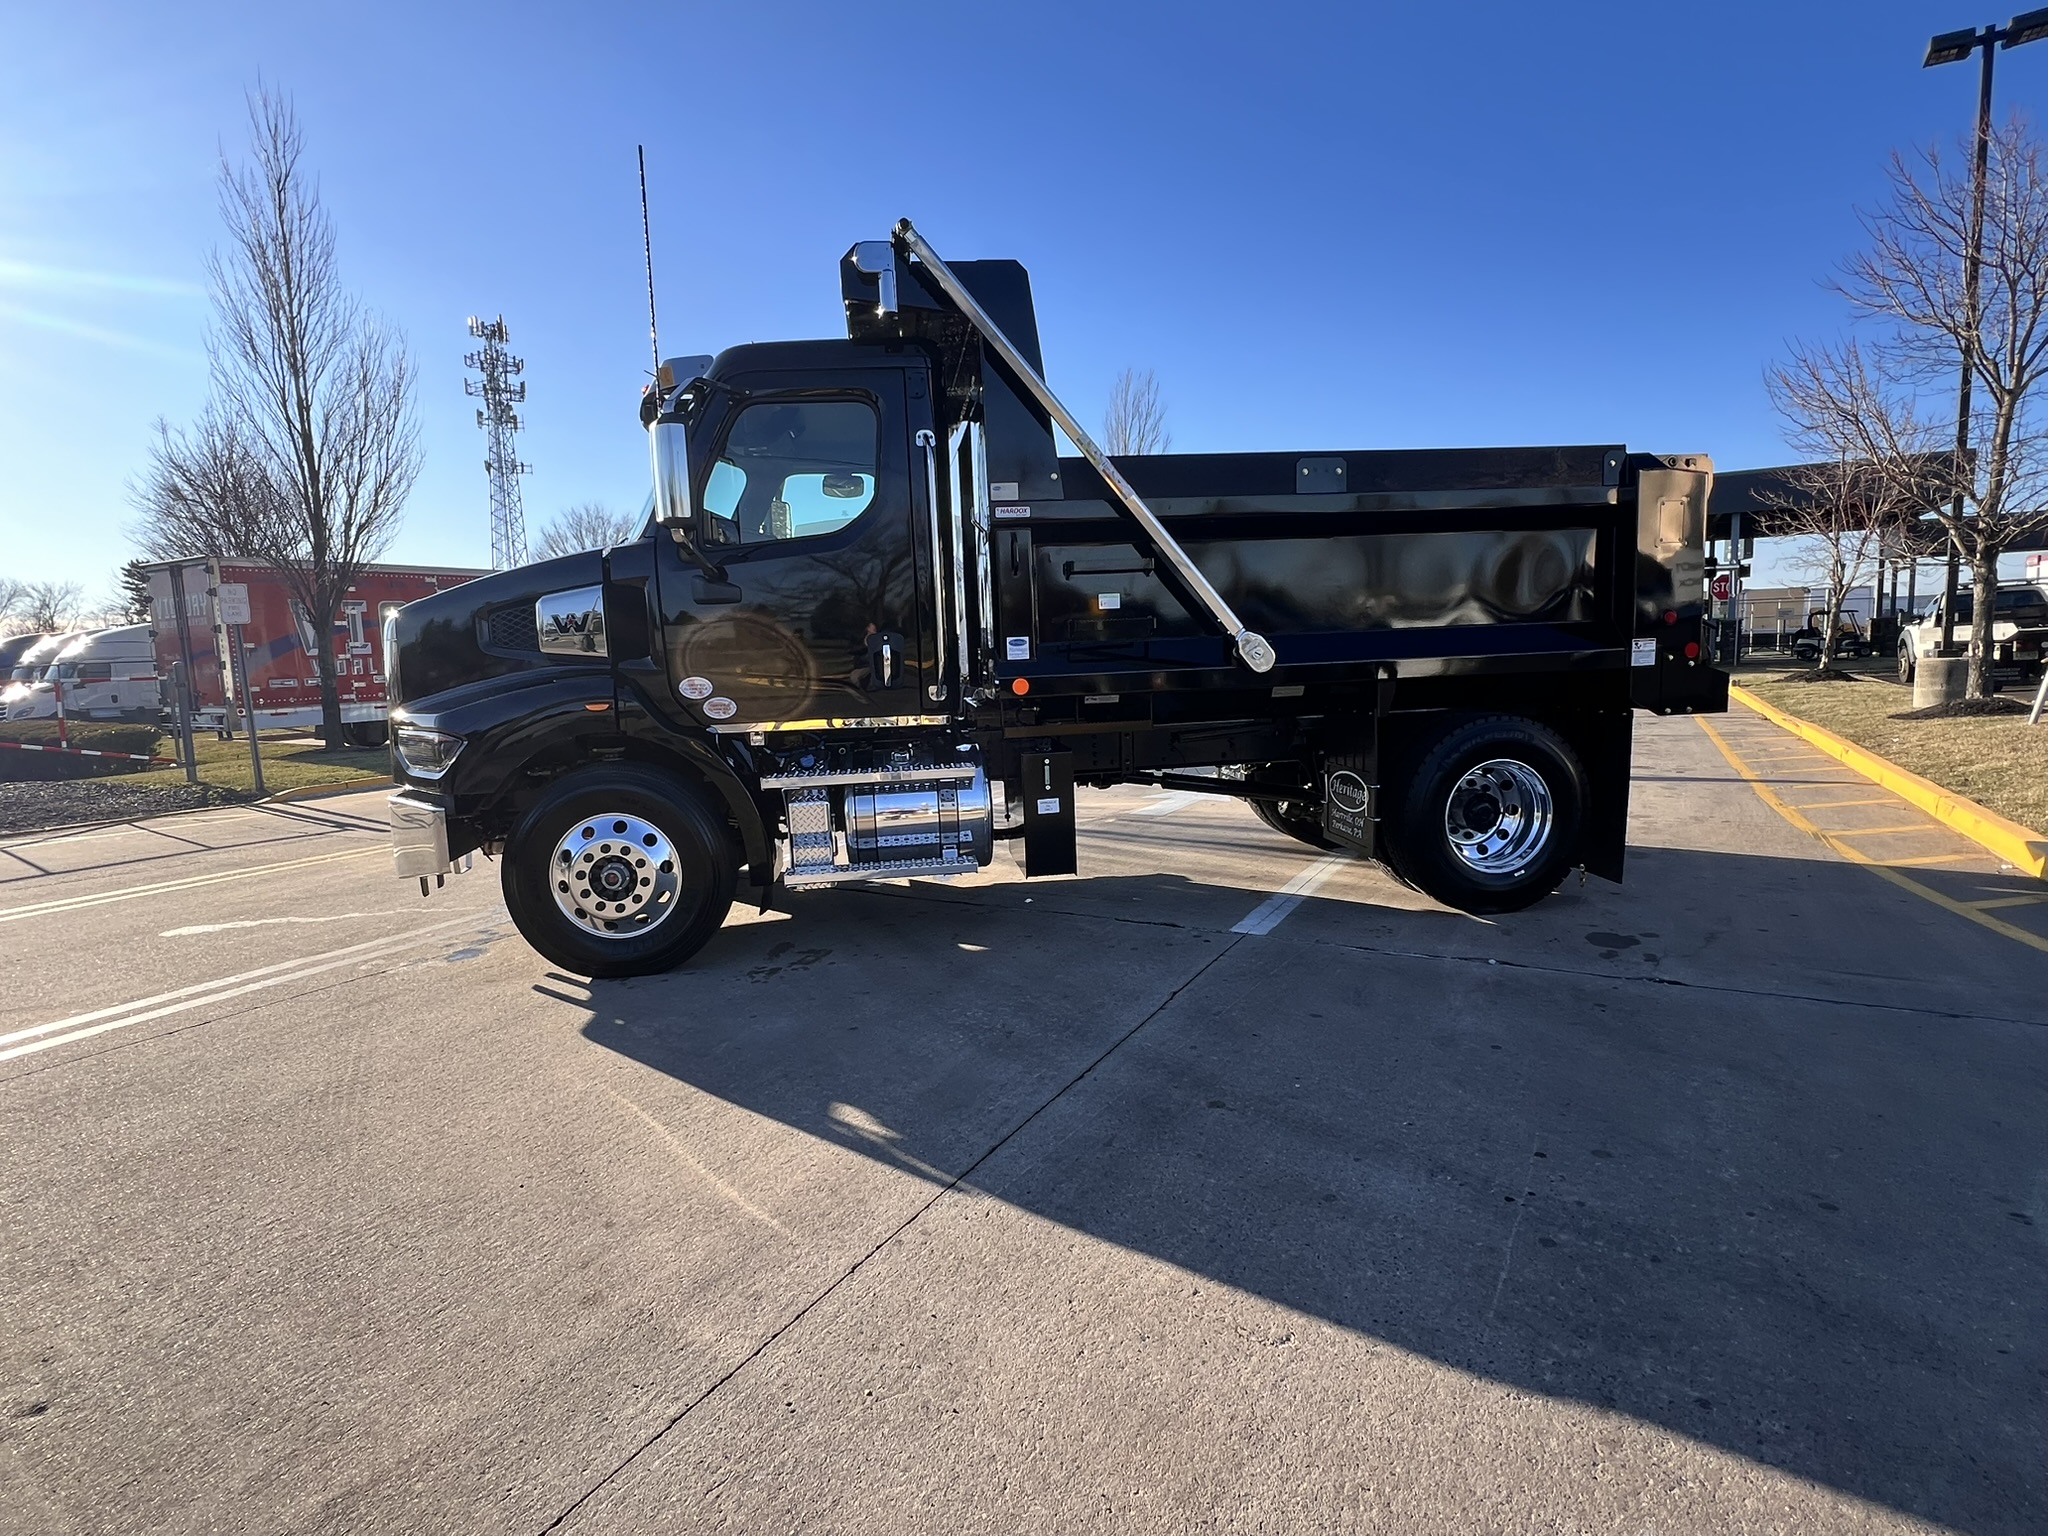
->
left=580, top=843, right=2046, bottom=1535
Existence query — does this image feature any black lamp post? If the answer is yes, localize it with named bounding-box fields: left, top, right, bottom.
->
left=1923, top=12, right=2048, bottom=655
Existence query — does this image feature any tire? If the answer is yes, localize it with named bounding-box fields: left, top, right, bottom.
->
left=1379, top=715, right=1584, bottom=915
left=1244, top=764, right=1338, bottom=851
left=501, top=764, right=737, bottom=977
left=1898, top=640, right=1915, bottom=685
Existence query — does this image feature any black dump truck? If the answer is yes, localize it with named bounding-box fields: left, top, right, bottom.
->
left=385, top=222, right=1728, bottom=976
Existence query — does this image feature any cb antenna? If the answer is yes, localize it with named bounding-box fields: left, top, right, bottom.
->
left=638, top=145, right=661, bottom=385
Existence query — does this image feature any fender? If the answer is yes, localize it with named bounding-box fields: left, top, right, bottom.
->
left=612, top=684, right=773, bottom=882
left=395, top=670, right=773, bottom=881
left=393, top=670, right=625, bottom=805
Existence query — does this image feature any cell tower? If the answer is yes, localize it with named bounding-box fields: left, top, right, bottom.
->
left=464, top=315, right=531, bottom=569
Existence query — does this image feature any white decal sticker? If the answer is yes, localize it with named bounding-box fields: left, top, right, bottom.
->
left=989, top=481, right=1020, bottom=500
left=1097, top=592, right=1121, bottom=610
left=1006, top=636, right=1031, bottom=660
left=702, top=696, right=738, bottom=719
left=1035, top=797, right=1062, bottom=815
left=1630, top=638, right=1657, bottom=668
left=677, top=675, right=715, bottom=700
left=993, top=505, right=1031, bottom=520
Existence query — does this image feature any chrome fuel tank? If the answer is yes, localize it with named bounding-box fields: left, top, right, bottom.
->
left=845, top=771, right=992, bottom=866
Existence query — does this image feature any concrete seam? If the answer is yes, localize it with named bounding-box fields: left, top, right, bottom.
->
left=534, top=930, right=1249, bottom=1535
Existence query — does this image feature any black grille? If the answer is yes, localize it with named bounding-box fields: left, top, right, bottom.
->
left=486, top=604, right=539, bottom=651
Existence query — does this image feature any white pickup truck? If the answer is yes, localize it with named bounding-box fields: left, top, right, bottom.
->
left=1897, top=582, right=2048, bottom=685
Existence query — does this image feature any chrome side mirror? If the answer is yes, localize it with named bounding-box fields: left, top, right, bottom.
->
left=852, top=241, right=897, bottom=317
left=649, top=418, right=693, bottom=531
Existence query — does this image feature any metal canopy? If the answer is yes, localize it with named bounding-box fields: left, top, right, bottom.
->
left=1707, top=457, right=1961, bottom=544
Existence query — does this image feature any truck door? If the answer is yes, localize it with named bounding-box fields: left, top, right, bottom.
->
left=650, top=363, right=937, bottom=732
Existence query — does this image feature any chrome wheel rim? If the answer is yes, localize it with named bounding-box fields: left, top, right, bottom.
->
left=549, top=813, right=681, bottom=939
left=1443, top=758, right=1553, bottom=876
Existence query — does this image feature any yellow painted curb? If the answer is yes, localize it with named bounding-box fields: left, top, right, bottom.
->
left=262, top=777, right=394, bottom=805
left=1729, top=685, right=2047, bottom=880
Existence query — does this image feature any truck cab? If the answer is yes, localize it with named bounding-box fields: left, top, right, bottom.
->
left=8, top=625, right=160, bottom=723
left=1899, top=583, right=2048, bottom=684
left=2, top=632, right=90, bottom=720
left=385, top=224, right=1727, bottom=977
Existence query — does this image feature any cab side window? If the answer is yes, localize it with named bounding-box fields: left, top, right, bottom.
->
left=699, top=398, right=878, bottom=546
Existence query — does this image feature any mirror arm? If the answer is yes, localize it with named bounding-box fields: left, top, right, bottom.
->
left=665, top=521, right=727, bottom=583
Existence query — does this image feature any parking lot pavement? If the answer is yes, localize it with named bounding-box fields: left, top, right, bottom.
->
left=0, top=716, right=2041, bottom=1534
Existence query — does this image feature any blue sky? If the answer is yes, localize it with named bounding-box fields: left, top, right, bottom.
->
left=2, top=1, right=2038, bottom=603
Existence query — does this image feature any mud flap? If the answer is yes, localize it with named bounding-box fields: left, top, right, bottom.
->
left=1577, top=709, right=1632, bottom=884
left=1021, top=749, right=1076, bottom=876
left=1319, top=751, right=1378, bottom=857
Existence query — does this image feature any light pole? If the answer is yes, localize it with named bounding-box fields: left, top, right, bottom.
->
left=1923, top=11, right=2048, bottom=655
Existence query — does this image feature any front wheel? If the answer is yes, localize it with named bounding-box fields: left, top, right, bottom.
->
left=1898, top=640, right=1916, bottom=685
left=501, top=764, right=737, bottom=977
left=1379, top=716, right=1584, bottom=915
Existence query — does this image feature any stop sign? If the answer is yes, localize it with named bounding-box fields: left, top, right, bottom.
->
left=1710, top=573, right=1733, bottom=602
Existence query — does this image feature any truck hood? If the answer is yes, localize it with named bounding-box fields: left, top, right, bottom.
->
left=389, top=549, right=613, bottom=709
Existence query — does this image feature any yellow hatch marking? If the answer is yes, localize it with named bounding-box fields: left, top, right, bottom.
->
left=1696, top=717, right=2048, bottom=956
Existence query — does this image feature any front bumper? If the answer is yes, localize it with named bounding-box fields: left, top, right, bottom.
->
left=390, top=791, right=468, bottom=881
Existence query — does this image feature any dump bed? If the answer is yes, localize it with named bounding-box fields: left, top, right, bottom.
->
left=985, top=445, right=1717, bottom=716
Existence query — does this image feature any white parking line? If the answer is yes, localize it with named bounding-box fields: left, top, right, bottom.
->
left=0, top=846, right=381, bottom=925
left=1130, top=791, right=1203, bottom=817
left=1231, top=852, right=1352, bottom=936
left=0, top=912, right=492, bottom=1063
left=0, top=809, right=274, bottom=852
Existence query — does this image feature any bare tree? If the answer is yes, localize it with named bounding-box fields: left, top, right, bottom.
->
left=1769, top=457, right=1912, bottom=672
left=16, top=581, right=83, bottom=633
left=0, top=579, right=23, bottom=630
left=131, top=410, right=282, bottom=561
left=1769, top=117, right=2048, bottom=698
left=131, top=87, right=420, bottom=746
left=1103, top=367, right=1171, bottom=456
left=531, top=502, right=640, bottom=560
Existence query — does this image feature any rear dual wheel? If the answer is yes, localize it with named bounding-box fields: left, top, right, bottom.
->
left=502, top=764, right=737, bottom=977
left=1379, top=716, right=1583, bottom=915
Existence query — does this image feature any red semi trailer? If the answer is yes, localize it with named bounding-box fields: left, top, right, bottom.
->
left=144, top=558, right=486, bottom=743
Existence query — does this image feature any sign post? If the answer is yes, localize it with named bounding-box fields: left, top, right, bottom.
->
left=165, top=565, right=200, bottom=784
left=216, top=583, right=264, bottom=795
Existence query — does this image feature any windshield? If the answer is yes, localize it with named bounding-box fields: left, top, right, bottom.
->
left=1950, top=588, right=2048, bottom=623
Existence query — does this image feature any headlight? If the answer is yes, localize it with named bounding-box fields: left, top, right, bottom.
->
left=393, top=726, right=464, bottom=780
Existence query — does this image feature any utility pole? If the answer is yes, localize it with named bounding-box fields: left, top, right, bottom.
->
left=464, top=315, right=532, bottom=570
left=1922, top=10, right=2048, bottom=652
